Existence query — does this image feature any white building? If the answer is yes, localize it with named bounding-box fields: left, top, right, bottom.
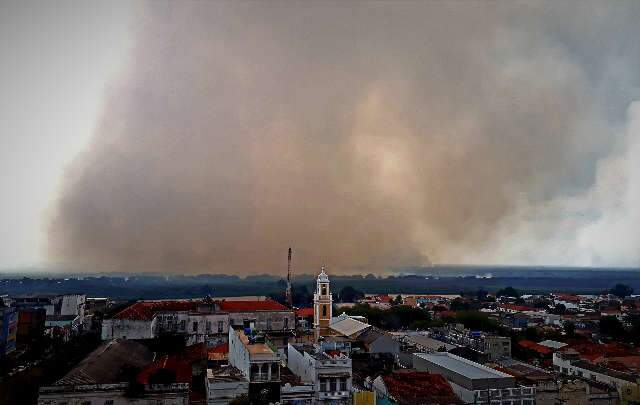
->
left=14, top=294, right=86, bottom=323
left=101, top=298, right=294, bottom=347
left=206, top=366, right=249, bottom=405
left=287, top=343, right=352, bottom=404
left=228, top=326, right=281, bottom=403
left=413, top=352, right=535, bottom=405
left=553, top=351, right=639, bottom=391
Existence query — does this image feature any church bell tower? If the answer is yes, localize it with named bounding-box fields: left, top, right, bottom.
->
left=314, top=266, right=332, bottom=339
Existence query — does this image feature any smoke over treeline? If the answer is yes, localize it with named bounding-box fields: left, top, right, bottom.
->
left=49, top=2, right=640, bottom=274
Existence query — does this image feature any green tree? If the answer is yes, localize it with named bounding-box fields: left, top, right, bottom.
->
left=496, top=286, right=520, bottom=298
left=599, top=316, right=625, bottom=338
left=610, top=284, right=634, bottom=298
left=339, top=286, right=364, bottom=303
left=563, top=321, right=576, bottom=337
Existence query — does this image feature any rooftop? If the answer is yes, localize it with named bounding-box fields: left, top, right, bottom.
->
left=235, top=328, right=279, bottom=360
left=113, top=298, right=289, bottom=321
left=415, top=352, right=513, bottom=380
left=207, top=366, right=247, bottom=382
left=329, top=314, right=371, bottom=337
left=56, top=339, right=153, bottom=385
left=404, top=333, right=456, bottom=352
left=382, top=370, right=461, bottom=405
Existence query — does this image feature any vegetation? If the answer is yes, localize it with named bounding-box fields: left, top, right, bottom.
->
left=599, top=316, right=625, bottom=338
left=496, top=286, right=520, bottom=298
left=339, top=286, right=364, bottom=303
left=344, top=304, right=433, bottom=330
left=610, top=283, right=634, bottom=298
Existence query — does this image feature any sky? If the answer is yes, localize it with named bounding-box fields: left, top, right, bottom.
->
left=2, top=1, right=640, bottom=274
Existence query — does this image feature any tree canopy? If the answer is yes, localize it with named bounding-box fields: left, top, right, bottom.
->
left=610, top=284, right=633, bottom=298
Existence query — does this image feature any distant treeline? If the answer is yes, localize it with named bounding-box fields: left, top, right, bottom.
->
left=2, top=268, right=640, bottom=299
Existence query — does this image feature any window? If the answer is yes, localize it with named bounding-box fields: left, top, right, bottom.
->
left=206, top=321, right=211, bottom=332
left=267, top=318, right=272, bottom=330
left=322, top=305, right=327, bottom=317
left=322, top=285, right=327, bottom=295
left=218, top=320, right=224, bottom=333
left=320, top=379, right=327, bottom=392
left=329, top=378, right=337, bottom=392
left=81, top=402, right=91, bottom=405
left=104, top=401, right=114, bottom=405
left=180, top=320, right=186, bottom=330
left=192, top=321, right=199, bottom=332
left=339, top=377, right=347, bottom=391
left=284, top=317, right=288, bottom=329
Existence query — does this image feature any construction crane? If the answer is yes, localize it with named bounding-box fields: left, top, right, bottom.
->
left=285, top=247, right=293, bottom=307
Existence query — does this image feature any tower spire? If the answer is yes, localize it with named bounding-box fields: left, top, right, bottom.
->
left=285, top=247, right=293, bottom=307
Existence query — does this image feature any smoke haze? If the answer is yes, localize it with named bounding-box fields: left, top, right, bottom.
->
left=48, top=1, right=640, bottom=274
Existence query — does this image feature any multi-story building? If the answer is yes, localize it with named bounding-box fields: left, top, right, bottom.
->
left=206, top=366, right=250, bottom=405
left=287, top=343, right=352, bottom=404
left=553, top=350, right=640, bottom=404
left=0, top=306, right=17, bottom=356
left=228, top=326, right=281, bottom=403
left=431, top=325, right=511, bottom=361
left=413, top=352, right=535, bottom=405
left=16, top=307, right=45, bottom=345
left=13, top=294, right=86, bottom=337
left=101, top=298, right=295, bottom=347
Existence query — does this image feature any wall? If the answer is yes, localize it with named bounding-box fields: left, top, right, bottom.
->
left=101, top=318, right=155, bottom=340
left=38, top=383, right=189, bottom=405
left=228, top=328, right=250, bottom=378
left=206, top=376, right=249, bottom=405
left=287, top=345, right=316, bottom=384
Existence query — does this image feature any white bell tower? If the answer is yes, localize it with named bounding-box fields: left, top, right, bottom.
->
left=314, top=266, right=333, bottom=337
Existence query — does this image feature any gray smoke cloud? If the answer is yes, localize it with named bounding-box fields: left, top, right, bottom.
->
left=48, top=1, right=640, bottom=274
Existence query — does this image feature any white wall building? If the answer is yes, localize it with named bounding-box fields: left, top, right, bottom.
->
left=206, top=366, right=249, bottom=405
left=287, top=343, right=352, bottom=404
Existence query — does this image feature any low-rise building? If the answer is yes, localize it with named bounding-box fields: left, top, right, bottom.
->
left=371, top=369, right=461, bottom=404
left=38, top=339, right=189, bottom=405
left=0, top=306, right=17, bottom=356
left=413, top=352, right=535, bottom=405
left=102, top=298, right=294, bottom=348
left=16, top=307, right=45, bottom=345
left=206, top=366, right=249, bottom=405
left=287, top=343, right=352, bottom=404
left=13, top=294, right=86, bottom=325
left=228, top=326, right=281, bottom=403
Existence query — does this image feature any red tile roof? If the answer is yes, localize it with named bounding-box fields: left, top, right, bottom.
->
left=383, top=371, right=461, bottom=404
left=113, top=298, right=290, bottom=320
left=518, top=340, right=552, bottom=355
left=208, top=343, right=229, bottom=354
left=219, top=299, right=289, bottom=312
left=499, top=304, right=535, bottom=312
left=137, top=354, right=192, bottom=384
left=554, top=294, right=581, bottom=302
left=296, top=308, right=314, bottom=318
left=113, top=300, right=200, bottom=321
left=563, top=342, right=637, bottom=362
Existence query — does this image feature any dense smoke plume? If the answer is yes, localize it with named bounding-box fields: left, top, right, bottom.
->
left=49, top=2, right=640, bottom=273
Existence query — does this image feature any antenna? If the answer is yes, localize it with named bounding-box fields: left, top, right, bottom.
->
left=285, top=247, right=293, bottom=307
